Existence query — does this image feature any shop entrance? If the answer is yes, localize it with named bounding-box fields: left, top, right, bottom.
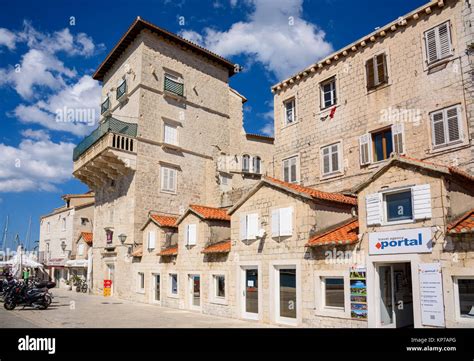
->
left=377, top=262, right=414, bottom=328
left=188, top=274, right=201, bottom=311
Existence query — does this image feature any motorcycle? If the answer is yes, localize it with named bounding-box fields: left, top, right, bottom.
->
left=75, top=279, right=88, bottom=293
left=3, top=281, right=52, bottom=310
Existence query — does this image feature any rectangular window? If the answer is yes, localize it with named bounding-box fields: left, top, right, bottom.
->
left=164, top=73, right=184, bottom=96
left=186, top=224, right=197, bottom=246
left=161, top=166, right=177, bottom=193
left=283, top=98, right=295, bottom=125
left=372, top=128, right=393, bottom=162
left=323, top=277, right=345, bottom=309
left=271, top=207, right=293, bottom=237
left=425, top=21, right=452, bottom=65
left=321, top=143, right=341, bottom=175
left=163, top=124, right=178, bottom=146
left=138, top=272, right=144, bottom=291
left=170, top=274, right=178, bottom=295
left=214, top=275, right=225, bottom=298
left=147, top=231, right=156, bottom=251
left=384, top=190, right=413, bottom=222
left=101, top=97, right=110, bottom=115
left=458, top=279, right=474, bottom=318
left=116, top=79, right=127, bottom=99
left=283, top=156, right=298, bottom=183
left=366, top=53, right=388, bottom=90
left=240, top=213, right=259, bottom=241
left=431, top=105, right=462, bottom=148
left=320, top=77, right=337, bottom=109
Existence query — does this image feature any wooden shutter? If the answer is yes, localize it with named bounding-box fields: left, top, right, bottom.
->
left=438, top=22, right=452, bottom=59
left=148, top=231, right=156, bottom=249
left=247, top=213, right=259, bottom=240
left=161, top=167, right=169, bottom=191
left=376, top=54, right=388, bottom=85
left=392, top=123, right=405, bottom=155
left=240, top=215, right=247, bottom=240
left=279, top=207, right=293, bottom=237
left=187, top=224, right=197, bottom=245
left=283, top=159, right=289, bottom=182
left=271, top=209, right=280, bottom=237
left=169, top=168, right=176, bottom=191
left=359, top=134, right=372, bottom=165
left=431, top=111, right=446, bottom=146
left=412, top=184, right=432, bottom=220
left=290, top=157, right=297, bottom=183
left=366, top=58, right=375, bottom=89
left=366, top=193, right=382, bottom=225
left=446, top=106, right=461, bottom=143
left=425, top=27, right=439, bottom=64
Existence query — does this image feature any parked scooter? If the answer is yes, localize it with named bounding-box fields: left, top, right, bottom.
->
left=3, top=281, right=52, bottom=310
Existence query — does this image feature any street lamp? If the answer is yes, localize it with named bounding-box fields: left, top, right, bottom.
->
left=118, top=233, right=127, bottom=244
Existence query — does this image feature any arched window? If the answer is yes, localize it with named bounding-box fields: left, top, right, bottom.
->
left=253, top=156, right=261, bottom=174
left=242, top=154, right=250, bottom=172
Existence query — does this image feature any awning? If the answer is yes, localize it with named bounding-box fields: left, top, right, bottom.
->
left=65, top=259, right=88, bottom=268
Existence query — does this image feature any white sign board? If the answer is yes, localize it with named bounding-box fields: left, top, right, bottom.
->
left=369, top=228, right=432, bottom=255
left=419, top=263, right=445, bottom=327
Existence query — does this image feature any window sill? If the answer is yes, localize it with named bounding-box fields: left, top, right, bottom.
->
left=210, top=298, right=228, bottom=306
left=162, top=142, right=181, bottom=151
left=136, top=289, right=145, bottom=294
left=160, top=189, right=177, bottom=195
left=163, top=90, right=185, bottom=101
left=281, top=121, right=298, bottom=130
left=320, top=171, right=344, bottom=181
left=381, top=219, right=415, bottom=227
left=367, top=82, right=391, bottom=95
left=168, top=293, right=179, bottom=299
left=319, top=104, right=339, bottom=114
left=425, top=55, right=453, bottom=72
left=429, top=140, right=467, bottom=155
left=314, top=308, right=350, bottom=319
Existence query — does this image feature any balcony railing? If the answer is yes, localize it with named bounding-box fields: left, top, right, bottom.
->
left=164, top=76, right=184, bottom=97
left=73, top=117, right=138, bottom=161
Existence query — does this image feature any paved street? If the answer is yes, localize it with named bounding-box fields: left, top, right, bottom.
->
left=0, top=288, right=272, bottom=328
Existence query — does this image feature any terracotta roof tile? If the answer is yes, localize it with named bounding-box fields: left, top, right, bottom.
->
left=306, top=219, right=359, bottom=247
left=202, top=240, right=231, bottom=254
left=80, top=232, right=93, bottom=246
left=448, top=209, right=474, bottom=234
left=150, top=214, right=178, bottom=228
left=265, top=177, right=357, bottom=206
left=158, top=246, right=178, bottom=256
left=189, top=205, right=231, bottom=221
left=131, top=246, right=143, bottom=257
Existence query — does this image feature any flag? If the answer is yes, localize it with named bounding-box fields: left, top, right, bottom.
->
left=329, top=106, right=337, bottom=119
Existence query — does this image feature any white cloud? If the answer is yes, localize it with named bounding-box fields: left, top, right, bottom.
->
left=180, top=0, right=333, bottom=80
left=13, top=75, right=101, bottom=136
left=0, top=28, right=17, bottom=50
left=20, top=129, right=51, bottom=141
left=0, top=138, right=75, bottom=192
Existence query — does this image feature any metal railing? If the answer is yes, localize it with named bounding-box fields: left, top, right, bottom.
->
left=73, top=117, right=138, bottom=161
left=164, top=76, right=184, bottom=96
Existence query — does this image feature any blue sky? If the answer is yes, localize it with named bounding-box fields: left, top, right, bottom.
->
left=0, top=0, right=427, bottom=249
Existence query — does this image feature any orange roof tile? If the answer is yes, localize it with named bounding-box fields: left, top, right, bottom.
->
left=150, top=214, right=178, bottom=228
left=131, top=246, right=143, bottom=257
left=306, top=219, right=359, bottom=247
left=80, top=232, right=93, bottom=246
left=202, top=240, right=231, bottom=254
left=189, top=205, right=231, bottom=221
left=158, top=246, right=178, bottom=256
left=448, top=209, right=474, bottom=234
left=265, top=177, right=357, bottom=206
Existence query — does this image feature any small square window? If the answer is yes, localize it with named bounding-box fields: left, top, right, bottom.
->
left=385, top=190, right=413, bottom=222
left=323, top=277, right=345, bottom=309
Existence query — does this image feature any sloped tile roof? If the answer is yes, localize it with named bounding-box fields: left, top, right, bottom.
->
left=306, top=219, right=359, bottom=247
left=448, top=209, right=474, bottom=234
left=202, top=240, right=231, bottom=254
left=158, top=246, right=178, bottom=256
left=189, top=205, right=231, bottom=221
left=131, top=246, right=143, bottom=257
left=265, top=177, right=357, bottom=205
left=150, top=214, right=178, bottom=228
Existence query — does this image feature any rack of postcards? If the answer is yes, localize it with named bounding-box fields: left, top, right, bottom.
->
left=350, top=266, right=367, bottom=320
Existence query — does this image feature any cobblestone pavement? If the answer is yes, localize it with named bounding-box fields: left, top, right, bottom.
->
left=0, top=288, right=274, bottom=328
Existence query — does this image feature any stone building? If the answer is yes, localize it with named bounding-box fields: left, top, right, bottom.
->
left=270, top=0, right=473, bottom=193
left=71, top=18, right=274, bottom=297
left=38, top=192, right=94, bottom=288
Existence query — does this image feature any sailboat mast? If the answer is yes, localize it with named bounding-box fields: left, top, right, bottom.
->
left=2, top=215, right=8, bottom=253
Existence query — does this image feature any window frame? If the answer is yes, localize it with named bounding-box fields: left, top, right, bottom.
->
left=315, top=271, right=350, bottom=319
left=320, top=76, right=337, bottom=110
left=242, top=154, right=250, bottom=173
left=282, top=155, right=299, bottom=184
left=423, top=20, right=453, bottom=67
left=430, top=104, right=463, bottom=150
left=365, top=52, right=389, bottom=91
left=320, top=142, right=342, bottom=177
left=453, top=276, right=474, bottom=322
left=283, top=97, right=296, bottom=126
left=78, top=243, right=85, bottom=256
left=252, top=156, right=262, bottom=174
left=371, top=127, right=393, bottom=163
left=163, top=122, right=179, bottom=146
left=160, top=165, right=178, bottom=194
left=116, top=78, right=127, bottom=100
left=169, top=273, right=179, bottom=297
left=381, top=187, right=415, bottom=226
left=164, top=72, right=184, bottom=97
left=137, top=272, right=145, bottom=293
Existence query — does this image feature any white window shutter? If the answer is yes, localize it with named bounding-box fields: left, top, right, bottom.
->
left=425, top=28, right=438, bottom=64
left=446, top=106, right=461, bottom=143
left=161, top=167, right=169, bottom=190
left=148, top=231, right=156, bottom=249
left=431, top=111, right=446, bottom=146
left=438, top=22, right=452, bottom=59
left=187, top=224, right=197, bottom=245
left=412, top=184, right=432, bottom=220
left=359, top=134, right=372, bottom=165
left=240, top=215, right=247, bottom=240
left=271, top=209, right=280, bottom=237
left=279, top=207, right=293, bottom=237
left=366, top=193, right=382, bottom=225
left=392, top=123, right=405, bottom=155
left=247, top=213, right=259, bottom=240
left=169, top=168, right=175, bottom=191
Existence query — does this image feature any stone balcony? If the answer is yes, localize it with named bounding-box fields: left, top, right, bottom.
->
left=73, top=117, right=138, bottom=190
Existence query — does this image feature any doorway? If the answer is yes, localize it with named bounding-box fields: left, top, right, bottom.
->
left=106, top=264, right=115, bottom=296
left=377, top=262, right=414, bottom=328
left=154, top=274, right=161, bottom=303
left=275, top=266, right=297, bottom=325
left=241, top=267, right=259, bottom=320
left=188, top=274, right=200, bottom=311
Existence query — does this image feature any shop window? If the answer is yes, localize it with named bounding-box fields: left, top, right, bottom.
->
left=384, top=190, right=413, bottom=222
left=170, top=274, right=178, bottom=295
left=458, top=279, right=474, bottom=318
left=214, top=275, right=225, bottom=298
left=322, top=277, right=345, bottom=309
